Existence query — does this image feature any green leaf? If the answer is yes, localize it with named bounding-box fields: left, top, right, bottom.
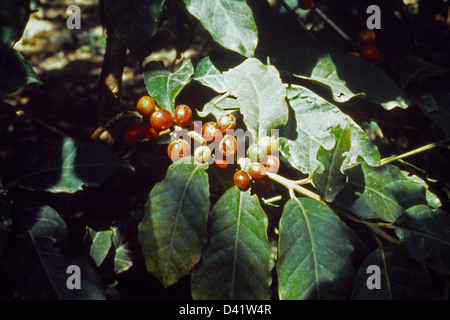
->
left=103, top=0, right=165, bottom=51
left=351, top=243, right=431, bottom=300
left=8, top=137, right=132, bottom=193
left=0, top=0, right=31, bottom=62
left=394, top=205, right=450, bottom=275
left=183, top=0, right=257, bottom=57
left=0, top=49, right=41, bottom=94
left=223, top=58, right=289, bottom=137
left=279, top=85, right=380, bottom=176
left=197, top=96, right=239, bottom=120
left=138, top=157, right=210, bottom=287
left=312, top=123, right=352, bottom=202
left=334, top=163, right=428, bottom=222
left=86, top=227, right=113, bottom=267
left=1, top=202, right=105, bottom=300
left=191, top=187, right=274, bottom=300
left=274, top=47, right=408, bottom=110
left=277, top=197, right=355, bottom=300
left=194, top=57, right=227, bottom=93
left=0, top=197, right=11, bottom=258
left=144, top=59, right=194, bottom=113
left=112, top=218, right=141, bottom=274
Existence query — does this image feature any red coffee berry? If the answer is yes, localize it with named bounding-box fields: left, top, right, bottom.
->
left=262, top=155, right=280, bottom=173
left=136, top=95, right=157, bottom=117
left=151, top=108, right=174, bottom=132
left=174, top=104, right=192, bottom=127
left=124, top=123, right=143, bottom=143
left=167, top=139, right=190, bottom=162
left=219, top=134, right=238, bottom=157
left=234, top=170, right=251, bottom=189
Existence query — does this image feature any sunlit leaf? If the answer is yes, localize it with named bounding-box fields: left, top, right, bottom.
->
left=279, top=85, right=380, bottom=175
left=184, top=0, right=258, bottom=57
left=144, top=59, right=194, bottom=113
left=223, top=58, right=289, bottom=137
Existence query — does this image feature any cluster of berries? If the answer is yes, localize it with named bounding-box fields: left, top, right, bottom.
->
left=350, top=29, right=380, bottom=62
left=125, top=95, right=281, bottom=192
left=124, top=95, right=192, bottom=143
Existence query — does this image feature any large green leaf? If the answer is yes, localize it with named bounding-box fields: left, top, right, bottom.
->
left=351, top=243, right=431, bottom=300
left=223, top=58, right=289, bottom=137
left=277, top=197, right=355, bottom=300
left=394, top=205, right=450, bottom=275
left=0, top=197, right=11, bottom=258
left=138, top=157, right=210, bottom=287
left=312, top=123, right=351, bottom=202
left=1, top=202, right=105, bottom=300
left=274, top=47, right=408, bottom=110
left=183, top=0, right=257, bottom=57
left=8, top=137, right=132, bottom=193
left=193, top=56, right=227, bottom=93
left=191, top=187, right=274, bottom=300
left=334, top=163, right=428, bottom=222
left=103, top=0, right=165, bottom=51
left=279, top=85, right=380, bottom=176
left=144, top=59, right=194, bottom=113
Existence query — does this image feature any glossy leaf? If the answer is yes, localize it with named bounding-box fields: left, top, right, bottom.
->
left=1, top=202, right=105, bottom=300
left=138, top=157, right=210, bottom=287
left=277, top=197, right=355, bottom=300
left=194, top=56, right=227, bottom=93
left=103, top=0, right=165, bottom=51
left=273, top=47, right=409, bottom=110
left=334, top=163, right=428, bottom=222
left=8, top=137, right=132, bottom=193
left=394, top=205, right=450, bottom=275
left=144, top=59, right=194, bottom=113
left=86, top=227, right=113, bottom=267
left=183, top=0, right=257, bottom=57
left=279, top=85, right=380, bottom=175
left=223, top=58, right=289, bottom=137
left=191, top=187, right=275, bottom=300
left=352, top=243, right=431, bottom=300
left=312, top=123, right=352, bottom=202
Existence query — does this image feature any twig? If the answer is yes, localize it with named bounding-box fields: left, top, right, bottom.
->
left=380, top=138, right=450, bottom=166
left=279, top=0, right=318, bottom=43
left=0, top=103, right=68, bottom=137
left=313, top=7, right=356, bottom=47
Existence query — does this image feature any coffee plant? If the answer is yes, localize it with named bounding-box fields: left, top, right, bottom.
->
left=0, top=0, right=449, bottom=300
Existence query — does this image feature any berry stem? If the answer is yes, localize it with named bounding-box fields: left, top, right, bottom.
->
left=266, top=172, right=324, bottom=204
left=380, top=138, right=450, bottom=166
